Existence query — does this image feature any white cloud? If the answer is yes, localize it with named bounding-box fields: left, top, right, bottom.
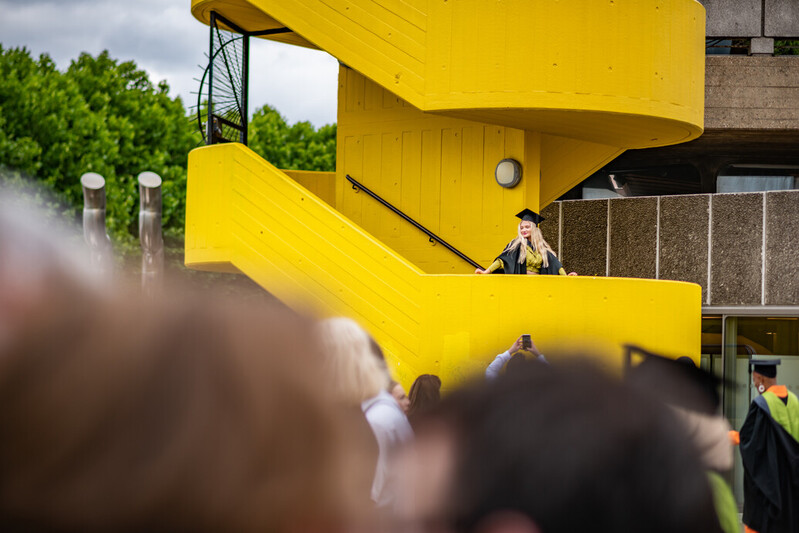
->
left=247, top=39, right=338, bottom=125
left=0, top=0, right=338, bottom=127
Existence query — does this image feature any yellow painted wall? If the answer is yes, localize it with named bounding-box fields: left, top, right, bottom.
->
left=539, top=135, right=625, bottom=207
left=337, top=68, right=630, bottom=273
left=338, top=67, right=542, bottom=274
left=283, top=170, right=336, bottom=207
left=423, top=0, right=705, bottom=148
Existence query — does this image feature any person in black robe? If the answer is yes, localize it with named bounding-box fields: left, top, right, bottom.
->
left=739, top=359, right=799, bottom=533
left=475, top=209, right=575, bottom=276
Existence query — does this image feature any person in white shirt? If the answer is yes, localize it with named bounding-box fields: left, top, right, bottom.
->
left=318, top=317, right=413, bottom=508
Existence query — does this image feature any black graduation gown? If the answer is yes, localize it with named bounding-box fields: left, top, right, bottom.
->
left=494, top=241, right=563, bottom=275
left=739, top=395, right=799, bottom=533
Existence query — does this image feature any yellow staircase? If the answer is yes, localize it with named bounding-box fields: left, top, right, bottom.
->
left=186, top=144, right=701, bottom=388
left=186, top=0, right=706, bottom=386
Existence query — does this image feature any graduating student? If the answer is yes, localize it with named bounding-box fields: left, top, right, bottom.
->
left=475, top=209, right=576, bottom=276
left=739, top=359, right=799, bottom=533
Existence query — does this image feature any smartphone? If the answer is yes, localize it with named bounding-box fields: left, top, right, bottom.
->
left=522, top=334, right=531, bottom=349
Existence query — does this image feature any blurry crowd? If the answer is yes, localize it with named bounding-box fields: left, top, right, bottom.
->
left=0, top=194, right=744, bottom=533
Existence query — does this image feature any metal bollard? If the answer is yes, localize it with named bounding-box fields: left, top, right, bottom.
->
left=80, top=172, right=113, bottom=275
left=138, top=172, right=164, bottom=295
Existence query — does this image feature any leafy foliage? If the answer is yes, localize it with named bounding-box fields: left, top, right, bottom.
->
left=248, top=104, right=336, bottom=171
left=775, top=40, right=799, bottom=56
left=0, top=46, right=200, bottom=251
left=0, top=46, right=337, bottom=280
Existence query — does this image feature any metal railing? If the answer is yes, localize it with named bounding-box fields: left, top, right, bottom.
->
left=346, top=174, right=483, bottom=270
left=199, top=11, right=294, bottom=145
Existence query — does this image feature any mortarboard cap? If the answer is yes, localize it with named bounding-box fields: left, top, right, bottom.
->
left=749, top=358, right=781, bottom=379
left=516, top=209, right=545, bottom=226
left=627, top=351, right=721, bottom=415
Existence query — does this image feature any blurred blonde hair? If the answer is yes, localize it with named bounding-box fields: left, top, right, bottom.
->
left=318, top=317, right=390, bottom=406
left=508, top=222, right=556, bottom=268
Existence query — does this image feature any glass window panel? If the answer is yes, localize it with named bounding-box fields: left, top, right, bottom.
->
left=722, top=316, right=799, bottom=510
left=717, top=165, right=799, bottom=193
left=701, top=316, right=723, bottom=378
left=717, top=175, right=795, bottom=193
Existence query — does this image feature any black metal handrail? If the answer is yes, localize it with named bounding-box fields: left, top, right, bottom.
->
left=346, top=175, right=483, bottom=270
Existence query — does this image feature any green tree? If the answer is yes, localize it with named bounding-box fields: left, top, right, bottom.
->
left=0, top=46, right=199, bottom=250
left=775, top=40, right=798, bottom=56
left=248, top=104, right=336, bottom=171
left=0, top=47, right=337, bottom=287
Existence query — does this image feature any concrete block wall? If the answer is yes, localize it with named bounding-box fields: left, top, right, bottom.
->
left=767, top=0, right=799, bottom=36
left=706, top=56, right=799, bottom=129
left=701, top=0, right=799, bottom=37
left=540, top=190, right=799, bottom=306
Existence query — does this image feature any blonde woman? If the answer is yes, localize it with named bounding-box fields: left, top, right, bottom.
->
left=318, top=317, right=413, bottom=508
left=475, top=209, right=576, bottom=276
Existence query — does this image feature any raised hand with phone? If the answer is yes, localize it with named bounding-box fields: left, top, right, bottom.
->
left=509, top=334, right=541, bottom=357
left=486, top=334, right=547, bottom=379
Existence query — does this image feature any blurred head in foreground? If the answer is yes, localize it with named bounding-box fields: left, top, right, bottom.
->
left=626, top=353, right=733, bottom=473
left=396, top=361, right=722, bottom=533
left=0, top=291, right=374, bottom=532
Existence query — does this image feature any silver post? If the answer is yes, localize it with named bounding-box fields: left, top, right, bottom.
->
left=138, top=172, right=164, bottom=295
left=80, top=172, right=113, bottom=276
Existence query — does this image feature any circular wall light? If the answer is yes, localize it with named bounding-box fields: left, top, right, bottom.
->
left=495, top=158, right=522, bottom=188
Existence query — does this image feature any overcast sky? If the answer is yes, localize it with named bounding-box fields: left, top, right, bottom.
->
left=0, top=0, right=339, bottom=128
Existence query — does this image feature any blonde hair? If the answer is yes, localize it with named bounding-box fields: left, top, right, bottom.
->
left=318, top=317, right=390, bottom=406
left=508, top=222, right=557, bottom=268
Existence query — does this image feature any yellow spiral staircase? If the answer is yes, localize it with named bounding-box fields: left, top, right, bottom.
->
left=186, top=0, right=706, bottom=387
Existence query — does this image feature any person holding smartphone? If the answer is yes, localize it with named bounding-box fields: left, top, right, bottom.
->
left=485, top=334, right=548, bottom=379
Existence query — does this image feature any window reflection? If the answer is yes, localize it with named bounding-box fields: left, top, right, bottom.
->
left=717, top=165, right=799, bottom=193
